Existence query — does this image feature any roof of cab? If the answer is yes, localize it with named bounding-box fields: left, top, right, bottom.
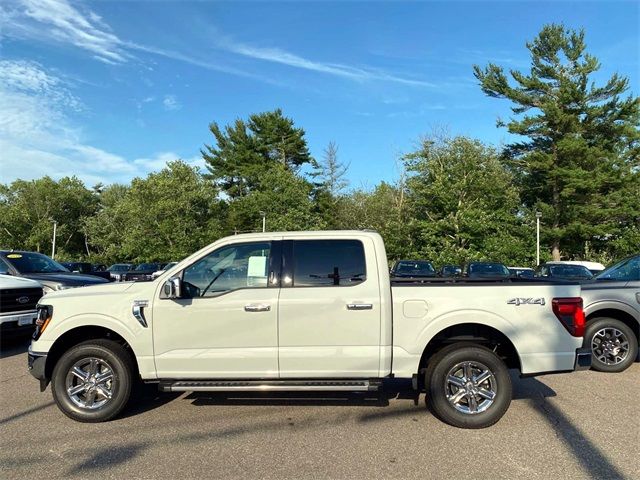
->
left=224, top=230, right=382, bottom=241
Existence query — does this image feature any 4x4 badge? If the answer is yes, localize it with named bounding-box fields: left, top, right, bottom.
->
left=507, top=297, right=545, bottom=306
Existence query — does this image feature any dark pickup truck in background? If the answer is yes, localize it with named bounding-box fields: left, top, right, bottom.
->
left=60, top=262, right=112, bottom=281
left=0, top=251, right=109, bottom=294
left=122, top=262, right=166, bottom=282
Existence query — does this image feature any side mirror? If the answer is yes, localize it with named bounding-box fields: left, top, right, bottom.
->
left=162, top=277, right=182, bottom=299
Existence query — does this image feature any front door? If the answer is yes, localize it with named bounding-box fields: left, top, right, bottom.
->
left=277, top=238, right=382, bottom=378
left=152, top=240, right=280, bottom=378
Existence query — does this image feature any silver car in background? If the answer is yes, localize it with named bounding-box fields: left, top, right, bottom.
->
left=581, top=255, right=640, bottom=372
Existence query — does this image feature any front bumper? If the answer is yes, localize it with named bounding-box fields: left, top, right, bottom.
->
left=0, top=311, right=38, bottom=336
left=27, top=346, right=49, bottom=391
left=574, top=347, right=592, bottom=371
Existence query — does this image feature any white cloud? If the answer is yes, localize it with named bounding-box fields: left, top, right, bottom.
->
left=132, top=152, right=204, bottom=172
left=6, top=0, right=127, bottom=64
left=162, top=94, right=181, bottom=111
left=3, top=0, right=435, bottom=88
left=0, top=60, right=196, bottom=186
left=222, top=40, right=436, bottom=87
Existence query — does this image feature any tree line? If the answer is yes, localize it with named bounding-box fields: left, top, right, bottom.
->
left=1, top=24, right=638, bottom=267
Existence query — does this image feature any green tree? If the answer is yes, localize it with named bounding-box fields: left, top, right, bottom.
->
left=474, top=23, right=640, bottom=260
left=85, top=161, right=224, bottom=263
left=337, top=181, right=413, bottom=262
left=403, top=135, right=531, bottom=265
left=202, top=109, right=313, bottom=199
left=313, top=141, right=349, bottom=196
left=0, top=176, right=97, bottom=258
left=227, top=164, right=325, bottom=234
left=311, top=141, right=350, bottom=229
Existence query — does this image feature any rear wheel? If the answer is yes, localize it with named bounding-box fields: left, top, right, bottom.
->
left=584, top=318, right=637, bottom=373
left=425, top=343, right=511, bottom=429
left=51, top=339, right=134, bottom=422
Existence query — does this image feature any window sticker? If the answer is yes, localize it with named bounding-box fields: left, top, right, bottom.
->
left=247, top=256, right=267, bottom=278
left=6, top=254, right=22, bottom=259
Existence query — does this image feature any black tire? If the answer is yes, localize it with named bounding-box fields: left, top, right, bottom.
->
left=584, top=318, right=638, bottom=373
left=425, top=343, right=512, bottom=429
left=51, top=339, right=134, bottom=422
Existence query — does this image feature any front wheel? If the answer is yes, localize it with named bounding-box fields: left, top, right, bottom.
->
left=584, top=318, right=638, bottom=373
left=51, top=339, right=134, bottom=422
left=425, top=343, right=512, bottom=429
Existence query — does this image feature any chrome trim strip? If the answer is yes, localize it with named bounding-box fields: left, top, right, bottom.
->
left=132, top=300, right=149, bottom=328
left=166, top=384, right=371, bottom=392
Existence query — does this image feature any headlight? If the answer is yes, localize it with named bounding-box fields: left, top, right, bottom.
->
left=42, top=284, right=75, bottom=294
left=34, top=304, right=53, bottom=339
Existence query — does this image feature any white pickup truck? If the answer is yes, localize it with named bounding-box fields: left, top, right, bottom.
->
left=28, top=231, right=590, bottom=428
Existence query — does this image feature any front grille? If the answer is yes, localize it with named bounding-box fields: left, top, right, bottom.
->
left=0, top=287, right=44, bottom=313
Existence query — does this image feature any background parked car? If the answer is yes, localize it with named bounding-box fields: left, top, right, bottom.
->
left=581, top=254, right=640, bottom=372
left=463, top=262, right=511, bottom=279
left=60, top=262, right=112, bottom=281
left=556, top=260, right=606, bottom=275
left=0, top=274, right=43, bottom=337
left=439, top=264, right=462, bottom=277
left=107, top=263, right=136, bottom=281
left=508, top=267, right=535, bottom=278
left=390, top=260, right=436, bottom=278
left=122, top=262, right=166, bottom=282
left=535, top=262, right=593, bottom=280
left=151, top=262, right=178, bottom=279
left=0, top=250, right=108, bottom=294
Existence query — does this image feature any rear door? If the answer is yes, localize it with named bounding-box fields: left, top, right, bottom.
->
left=277, top=237, right=382, bottom=378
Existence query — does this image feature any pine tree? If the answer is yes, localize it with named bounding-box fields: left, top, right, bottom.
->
left=202, top=109, right=313, bottom=199
left=313, top=141, right=349, bottom=196
left=474, top=24, right=640, bottom=260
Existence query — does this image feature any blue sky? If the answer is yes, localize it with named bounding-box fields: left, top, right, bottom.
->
left=1, top=0, right=638, bottom=188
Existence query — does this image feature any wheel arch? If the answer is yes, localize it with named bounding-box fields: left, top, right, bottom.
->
left=586, top=308, right=640, bottom=346
left=418, top=323, right=521, bottom=375
left=44, top=325, right=141, bottom=381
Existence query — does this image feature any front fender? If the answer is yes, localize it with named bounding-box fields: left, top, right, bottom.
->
left=34, top=312, right=156, bottom=380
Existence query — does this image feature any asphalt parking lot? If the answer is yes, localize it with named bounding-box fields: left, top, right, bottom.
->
left=1, top=336, right=638, bottom=480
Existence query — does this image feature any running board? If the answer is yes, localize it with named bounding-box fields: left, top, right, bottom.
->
left=159, top=379, right=381, bottom=393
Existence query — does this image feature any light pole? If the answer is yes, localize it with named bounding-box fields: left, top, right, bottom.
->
left=535, top=211, right=542, bottom=266
left=259, top=211, right=266, bottom=233
left=51, top=220, right=58, bottom=260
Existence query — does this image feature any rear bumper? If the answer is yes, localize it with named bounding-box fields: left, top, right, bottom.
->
left=574, top=347, right=592, bottom=371
left=520, top=347, right=592, bottom=378
left=27, top=346, right=49, bottom=391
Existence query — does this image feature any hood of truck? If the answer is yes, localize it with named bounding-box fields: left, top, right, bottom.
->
left=42, top=279, right=154, bottom=301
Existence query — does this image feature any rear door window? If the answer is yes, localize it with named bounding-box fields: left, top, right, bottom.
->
left=292, top=240, right=366, bottom=287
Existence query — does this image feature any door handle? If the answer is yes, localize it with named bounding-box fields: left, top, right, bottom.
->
left=244, top=304, right=271, bottom=312
left=347, top=303, right=373, bottom=310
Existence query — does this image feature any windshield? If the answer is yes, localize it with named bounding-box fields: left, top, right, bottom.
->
left=549, top=265, right=593, bottom=279
left=469, top=263, right=510, bottom=277
left=136, top=263, right=157, bottom=271
left=2, top=252, right=69, bottom=274
left=596, top=256, right=640, bottom=282
left=394, top=261, right=435, bottom=275
left=510, top=268, right=534, bottom=278
left=108, top=264, right=131, bottom=272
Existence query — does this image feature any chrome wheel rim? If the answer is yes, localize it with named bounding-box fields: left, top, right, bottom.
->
left=445, top=361, right=497, bottom=414
left=65, top=357, right=115, bottom=410
left=592, top=328, right=630, bottom=366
